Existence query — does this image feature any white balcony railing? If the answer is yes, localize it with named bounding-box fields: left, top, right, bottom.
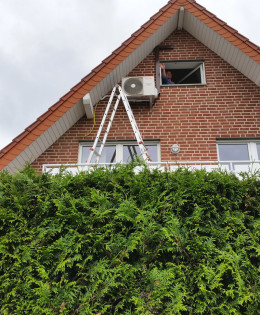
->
left=42, top=161, right=260, bottom=176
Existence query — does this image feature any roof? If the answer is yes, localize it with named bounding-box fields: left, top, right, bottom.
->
left=1, top=0, right=260, bottom=172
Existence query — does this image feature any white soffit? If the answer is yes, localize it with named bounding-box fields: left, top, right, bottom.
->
left=183, top=10, right=260, bottom=86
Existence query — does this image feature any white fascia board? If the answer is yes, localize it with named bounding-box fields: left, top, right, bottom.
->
left=177, top=7, right=185, bottom=30
left=83, top=93, right=94, bottom=119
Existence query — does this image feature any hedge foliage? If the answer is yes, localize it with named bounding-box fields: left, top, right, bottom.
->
left=0, top=164, right=259, bottom=314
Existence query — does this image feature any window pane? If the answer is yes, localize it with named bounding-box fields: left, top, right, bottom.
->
left=81, top=146, right=116, bottom=163
left=257, top=144, right=260, bottom=160
left=218, top=144, right=249, bottom=161
left=123, top=145, right=157, bottom=162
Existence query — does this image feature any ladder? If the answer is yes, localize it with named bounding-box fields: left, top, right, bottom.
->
left=86, top=84, right=150, bottom=165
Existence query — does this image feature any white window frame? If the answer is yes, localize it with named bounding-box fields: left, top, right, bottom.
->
left=78, top=140, right=161, bottom=164
left=160, top=60, right=206, bottom=86
left=217, top=140, right=260, bottom=172
left=217, top=140, right=260, bottom=161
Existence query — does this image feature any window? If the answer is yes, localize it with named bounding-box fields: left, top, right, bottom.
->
left=160, top=60, right=206, bottom=85
left=217, top=141, right=260, bottom=172
left=79, top=141, right=160, bottom=164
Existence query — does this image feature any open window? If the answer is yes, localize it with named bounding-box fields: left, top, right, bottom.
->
left=160, top=60, right=206, bottom=85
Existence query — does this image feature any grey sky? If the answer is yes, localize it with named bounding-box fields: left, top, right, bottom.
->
left=0, top=0, right=259, bottom=150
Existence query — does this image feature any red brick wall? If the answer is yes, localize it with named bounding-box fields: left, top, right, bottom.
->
left=31, top=31, right=260, bottom=172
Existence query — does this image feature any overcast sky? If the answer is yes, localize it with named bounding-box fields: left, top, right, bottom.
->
left=0, top=0, right=259, bottom=150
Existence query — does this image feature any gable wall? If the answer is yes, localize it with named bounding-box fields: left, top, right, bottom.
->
left=31, top=30, right=260, bottom=172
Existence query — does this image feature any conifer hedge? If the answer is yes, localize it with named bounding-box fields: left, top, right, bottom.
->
left=0, top=164, right=259, bottom=314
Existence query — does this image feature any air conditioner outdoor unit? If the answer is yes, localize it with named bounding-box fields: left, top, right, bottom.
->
left=122, top=76, right=158, bottom=98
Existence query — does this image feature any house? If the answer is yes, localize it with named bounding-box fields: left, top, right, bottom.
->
left=0, top=0, right=259, bottom=174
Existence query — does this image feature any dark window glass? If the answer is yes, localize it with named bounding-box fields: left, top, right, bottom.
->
left=172, top=68, right=201, bottom=84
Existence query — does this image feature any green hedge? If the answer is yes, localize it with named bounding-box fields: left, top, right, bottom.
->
left=0, top=164, right=259, bottom=314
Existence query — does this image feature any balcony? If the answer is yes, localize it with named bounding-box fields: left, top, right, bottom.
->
left=42, top=160, right=260, bottom=176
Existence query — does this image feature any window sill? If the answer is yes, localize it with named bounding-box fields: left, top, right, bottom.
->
left=161, top=83, right=207, bottom=87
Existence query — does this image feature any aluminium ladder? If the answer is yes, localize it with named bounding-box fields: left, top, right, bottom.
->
left=86, top=84, right=150, bottom=165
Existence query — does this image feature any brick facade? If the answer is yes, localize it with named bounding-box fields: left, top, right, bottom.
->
left=31, top=30, right=260, bottom=172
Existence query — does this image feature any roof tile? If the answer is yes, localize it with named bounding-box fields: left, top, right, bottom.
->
left=0, top=141, right=17, bottom=154
left=157, top=16, right=169, bottom=24
left=102, top=54, right=116, bottom=64
left=124, top=46, right=136, bottom=54
left=202, top=11, right=215, bottom=19
left=111, top=46, right=125, bottom=55
left=40, top=121, right=55, bottom=130
left=60, top=90, right=75, bottom=101
left=254, top=56, right=260, bottom=62
left=236, top=42, right=249, bottom=50
left=0, top=158, right=12, bottom=165
left=31, top=128, right=45, bottom=137
left=206, top=21, right=218, bottom=28
left=25, top=120, right=43, bottom=132
left=185, top=6, right=197, bottom=13
left=115, top=54, right=127, bottom=62
left=70, top=81, right=86, bottom=92
left=132, top=38, right=145, bottom=45
left=212, top=17, right=226, bottom=26
left=131, top=28, right=145, bottom=38
left=82, top=72, right=96, bottom=82
left=217, top=29, right=229, bottom=36
left=37, top=111, right=53, bottom=122
left=159, top=2, right=174, bottom=12
left=150, top=11, right=164, bottom=20
left=54, top=108, right=68, bottom=116
left=13, top=131, right=30, bottom=143
left=48, top=100, right=65, bottom=111
left=26, top=133, right=39, bottom=141
left=89, top=75, right=103, bottom=83
left=93, top=63, right=106, bottom=73
left=118, top=50, right=132, bottom=58
left=127, top=43, right=139, bottom=50
left=141, top=19, right=155, bottom=29
left=66, top=95, right=82, bottom=104
left=100, top=67, right=113, bottom=75
left=15, top=142, right=28, bottom=151
left=223, top=24, right=237, bottom=34
left=20, top=138, right=34, bottom=147
left=236, top=33, right=248, bottom=42
left=50, top=111, right=64, bottom=119
left=247, top=42, right=260, bottom=51
left=108, top=58, right=122, bottom=66
left=212, top=25, right=224, bottom=32
left=122, top=37, right=134, bottom=46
